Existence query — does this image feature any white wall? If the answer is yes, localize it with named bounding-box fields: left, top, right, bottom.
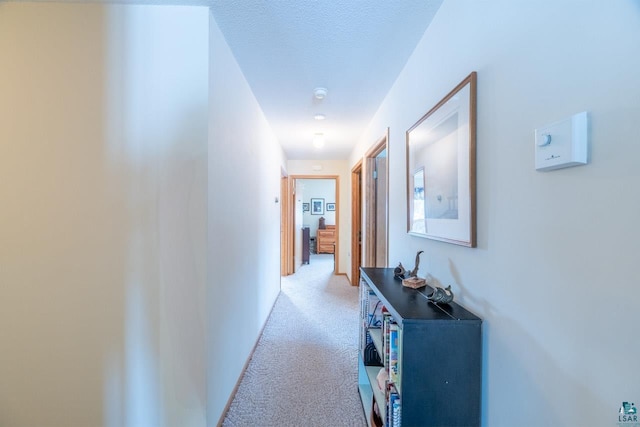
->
left=351, top=1, right=640, bottom=426
left=208, top=13, right=286, bottom=425
left=0, top=3, right=208, bottom=427
left=287, top=160, right=350, bottom=277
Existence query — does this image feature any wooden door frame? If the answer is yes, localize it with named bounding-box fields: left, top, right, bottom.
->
left=281, top=168, right=294, bottom=276
left=363, top=128, right=390, bottom=268
left=289, top=175, right=340, bottom=274
left=351, top=160, right=363, bottom=286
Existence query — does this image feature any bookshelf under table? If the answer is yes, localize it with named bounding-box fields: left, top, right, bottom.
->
left=357, top=267, right=482, bottom=427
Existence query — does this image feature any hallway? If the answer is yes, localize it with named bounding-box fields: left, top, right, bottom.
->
left=222, top=255, right=366, bottom=426
left=3, top=2, right=639, bottom=426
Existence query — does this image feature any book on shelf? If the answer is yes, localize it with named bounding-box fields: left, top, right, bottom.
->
left=388, top=323, right=399, bottom=385
left=382, top=311, right=393, bottom=368
left=391, top=393, right=402, bottom=427
left=359, top=320, right=367, bottom=356
left=386, top=384, right=401, bottom=427
left=368, top=292, right=384, bottom=328
left=361, top=282, right=384, bottom=328
left=359, top=281, right=368, bottom=317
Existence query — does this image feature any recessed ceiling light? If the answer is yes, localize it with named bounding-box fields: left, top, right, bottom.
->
left=314, top=113, right=326, bottom=121
left=313, top=133, right=325, bottom=148
left=314, top=87, right=327, bottom=100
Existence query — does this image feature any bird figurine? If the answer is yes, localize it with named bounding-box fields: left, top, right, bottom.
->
left=393, top=263, right=406, bottom=280
left=409, top=250, right=423, bottom=278
left=427, top=285, right=454, bottom=304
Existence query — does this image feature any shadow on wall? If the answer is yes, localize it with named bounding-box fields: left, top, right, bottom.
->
left=102, top=105, right=207, bottom=427
left=101, top=4, right=208, bottom=423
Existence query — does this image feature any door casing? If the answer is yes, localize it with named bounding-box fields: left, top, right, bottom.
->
left=363, top=129, right=389, bottom=268
left=283, top=175, right=340, bottom=275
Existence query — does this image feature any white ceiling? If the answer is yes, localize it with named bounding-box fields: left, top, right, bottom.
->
left=211, top=1, right=444, bottom=160
left=25, top=0, right=443, bottom=160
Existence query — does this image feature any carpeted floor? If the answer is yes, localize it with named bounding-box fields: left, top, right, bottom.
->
left=222, top=254, right=367, bottom=427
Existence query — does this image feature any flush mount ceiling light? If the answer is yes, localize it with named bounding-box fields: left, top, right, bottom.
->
left=313, top=133, right=325, bottom=148
left=313, top=87, right=328, bottom=100
left=314, top=113, right=326, bottom=121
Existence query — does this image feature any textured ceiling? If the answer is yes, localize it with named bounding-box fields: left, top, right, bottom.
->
left=21, top=0, right=443, bottom=160
left=211, top=0, right=444, bottom=159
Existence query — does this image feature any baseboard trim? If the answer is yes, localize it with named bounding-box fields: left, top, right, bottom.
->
left=216, top=290, right=281, bottom=427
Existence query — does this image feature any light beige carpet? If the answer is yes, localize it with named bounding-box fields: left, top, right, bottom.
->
left=222, top=254, right=367, bottom=427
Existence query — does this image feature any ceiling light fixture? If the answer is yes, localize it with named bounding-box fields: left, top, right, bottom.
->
left=313, top=133, right=325, bottom=148
left=313, top=87, right=328, bottom=100
left=314, top=113, right=326, bottom=121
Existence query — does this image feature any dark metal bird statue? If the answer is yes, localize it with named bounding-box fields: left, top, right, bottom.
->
left=409, top=250, right=423, bottom=278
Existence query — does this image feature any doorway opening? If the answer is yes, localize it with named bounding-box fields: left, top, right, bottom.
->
left=281, top=175, right=340, bottom=276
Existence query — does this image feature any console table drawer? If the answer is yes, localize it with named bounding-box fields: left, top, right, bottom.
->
left=318, top=243, right=335, bottom=254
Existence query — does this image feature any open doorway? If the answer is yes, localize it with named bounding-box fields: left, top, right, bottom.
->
left=282, top=175, right=340, bottom=276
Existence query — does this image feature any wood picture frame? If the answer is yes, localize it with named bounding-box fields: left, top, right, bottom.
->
left=310, top=198, right=325, bottom=215
left=406, top=72, right=477, bottom=247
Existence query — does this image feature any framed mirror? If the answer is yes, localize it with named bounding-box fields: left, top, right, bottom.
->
left=406, top=72, right=477, bottom=247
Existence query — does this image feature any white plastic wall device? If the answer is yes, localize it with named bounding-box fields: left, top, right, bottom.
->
left=534, top=111, right=589, bottom=171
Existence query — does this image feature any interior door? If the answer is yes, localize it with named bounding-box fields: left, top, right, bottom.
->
left=374, top=154, right=387, bottom=267
left=363, top=130, right=389, bottom=268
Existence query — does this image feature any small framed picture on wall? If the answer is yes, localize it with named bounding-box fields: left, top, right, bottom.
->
left=302, top=203, right=310, bottom=212
left=326, top=203, right=336, bottom=211
left=310, top=198, right=324, bottom=215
